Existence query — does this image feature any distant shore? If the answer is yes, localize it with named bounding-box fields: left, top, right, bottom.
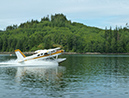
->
left=1, top=52, right=129, bottom=55
left=63, top=52, right=129, bottom=55
left=0, top=52, right=34, bottom=55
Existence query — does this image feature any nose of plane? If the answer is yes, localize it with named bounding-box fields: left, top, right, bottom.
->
left=61, top=50, right=64, bottom=52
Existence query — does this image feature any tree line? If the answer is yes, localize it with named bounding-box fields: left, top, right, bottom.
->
left=0, top=14, right=129, bottom=53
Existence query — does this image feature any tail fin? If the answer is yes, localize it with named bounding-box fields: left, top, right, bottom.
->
left=15, top=49, right=26, bottom=60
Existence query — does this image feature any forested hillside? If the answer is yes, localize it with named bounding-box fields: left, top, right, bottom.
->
left=0, top=14, right=129, bottom=53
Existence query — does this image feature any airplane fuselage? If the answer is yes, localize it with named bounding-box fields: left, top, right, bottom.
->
left=15, top=48, right=65, bottom=63
left=24, top=50, right=63, bottom=62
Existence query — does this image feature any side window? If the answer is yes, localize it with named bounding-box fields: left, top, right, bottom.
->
left=44, top=53, right=48, bottom=55
left=41, top=53, right=43, bottom=55
left=51, top=50, right=55, bottom=53
left=37, top=54, right=40, bottom=56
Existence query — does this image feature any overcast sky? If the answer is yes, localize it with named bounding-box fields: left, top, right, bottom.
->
left=0, top=0, right=129, bottom=30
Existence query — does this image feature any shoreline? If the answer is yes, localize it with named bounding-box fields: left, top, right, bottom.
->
left=1, top=52, right=129, bottom=55
left=63, top=52, right=129, bottom=55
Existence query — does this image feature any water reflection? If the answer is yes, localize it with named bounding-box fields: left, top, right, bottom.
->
left=1, top=54, right=129, bottom=97
left=15, top=66, right=65, bottom=84
left=0, top=65, right=66, bottom=97
left=60, top=55, right=129, bottom=97
left=103, top=57, right=129, bottom=76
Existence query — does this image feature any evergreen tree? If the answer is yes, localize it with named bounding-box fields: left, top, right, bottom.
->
left=0, top=14, right=129, bottom=53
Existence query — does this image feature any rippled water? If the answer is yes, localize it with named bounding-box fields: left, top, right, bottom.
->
left=0, top=54, right=129, bottom=98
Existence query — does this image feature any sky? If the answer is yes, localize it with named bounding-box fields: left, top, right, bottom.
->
left=0, top=0, right=129, bottom=30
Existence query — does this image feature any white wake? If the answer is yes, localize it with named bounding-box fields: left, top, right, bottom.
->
left=0, top=59, right=58, bottom=68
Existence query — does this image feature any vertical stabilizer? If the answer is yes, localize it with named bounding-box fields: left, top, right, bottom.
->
left=15, top=49, right=26, bottom=60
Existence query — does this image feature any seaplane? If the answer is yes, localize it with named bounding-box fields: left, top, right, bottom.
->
left=15, top=47, right=66, bottom=63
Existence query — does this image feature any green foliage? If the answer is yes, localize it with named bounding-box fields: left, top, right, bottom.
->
left=6, top=25, right=18, bottom=30
left=0, top=13, right=129, bottom=53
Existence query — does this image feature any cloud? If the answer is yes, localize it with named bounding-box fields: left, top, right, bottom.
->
left=62, top=0, right=129, bottom=28
left=0, top=0, right=129, bottom=30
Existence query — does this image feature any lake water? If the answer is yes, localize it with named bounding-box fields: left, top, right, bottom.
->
left=0, top=54, right=129, bottom=98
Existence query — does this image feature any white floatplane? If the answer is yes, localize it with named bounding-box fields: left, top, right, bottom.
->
left=15, top=47, right=66, bottom=63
